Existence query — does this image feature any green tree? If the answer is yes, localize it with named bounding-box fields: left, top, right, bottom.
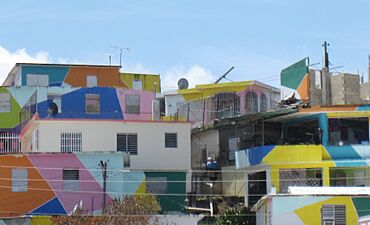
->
left=216, top=207, right=255, bottom=225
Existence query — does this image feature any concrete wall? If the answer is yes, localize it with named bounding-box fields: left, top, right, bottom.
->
left=221, top=166, right=244, bottom=197
left=191, top=129, right=219, bottom=169
left=330, top=73, right=360, bottom=105
left=24, top=120, right=192, bottom=171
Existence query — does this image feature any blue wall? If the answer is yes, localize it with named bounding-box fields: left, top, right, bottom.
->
left=21, top=65, right=70, bottom=86
left=37, top=87, right=124, bottom=119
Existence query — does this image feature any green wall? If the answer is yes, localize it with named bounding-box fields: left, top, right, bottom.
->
left=145, top=172, right=186, bottom=212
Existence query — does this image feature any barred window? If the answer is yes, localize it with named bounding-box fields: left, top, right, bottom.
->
left=165, top=133, right=177, bottom=148
left=117, top=133, right=138, bottom=155
left=321, top=205, right=346, bottom=225
left=260, top=93, right=268, bottom=112
left=60, top=132, right=82, bottom=153
left=245, top=91, right=258, bottom=113
left=63, top=169, right=79, bottom=192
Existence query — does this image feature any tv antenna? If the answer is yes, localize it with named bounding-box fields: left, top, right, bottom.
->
left=110, top=46, right=130, bottom=68
left=214, top=66, right=235, bottom=84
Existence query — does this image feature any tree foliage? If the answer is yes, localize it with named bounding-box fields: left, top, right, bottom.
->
left=52, top=195, right=165, bottom=225
left=216, top=207, right=255, bottom=225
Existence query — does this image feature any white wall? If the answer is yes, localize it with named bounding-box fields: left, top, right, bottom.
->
left=28, top=120, right=191, bottom=171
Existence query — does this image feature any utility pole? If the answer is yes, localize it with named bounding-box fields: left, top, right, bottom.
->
left=99, top=160, right=108, bottom=213
left=321, top=41, right=331, bottom=105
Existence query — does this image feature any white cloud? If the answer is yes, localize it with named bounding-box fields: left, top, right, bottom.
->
left=0, top=46, right=50, bottom=83
left=162, top=65, right=216, bottom=91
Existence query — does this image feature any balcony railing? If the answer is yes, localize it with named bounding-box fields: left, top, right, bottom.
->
left=0, top=132, right=21, bottom=154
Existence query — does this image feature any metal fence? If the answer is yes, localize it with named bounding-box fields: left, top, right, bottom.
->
left=0, top=132, right=20, bottom=154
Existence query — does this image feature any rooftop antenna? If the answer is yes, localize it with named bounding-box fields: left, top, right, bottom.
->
left=322, top=41, right=330, bottom=69
left=110, top=46, right=130, bottom=68
left=214, top=66, right=235, bottom=84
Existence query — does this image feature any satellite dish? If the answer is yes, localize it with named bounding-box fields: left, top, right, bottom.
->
left=49, top=102, right=59, bottom=116
left=177, top=78, right=189, bottom=89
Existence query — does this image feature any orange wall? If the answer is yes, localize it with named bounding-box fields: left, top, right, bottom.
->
left=0, top=156, right=54, bottom=217
left=64, top=66, right=127, bottom=87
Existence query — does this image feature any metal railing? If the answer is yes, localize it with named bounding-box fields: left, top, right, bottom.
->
left=0, top=132, right=21, bottom=154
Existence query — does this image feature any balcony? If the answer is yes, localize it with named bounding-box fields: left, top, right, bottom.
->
left=0, top=132, right=21, bottom=154
left=235, top=144, right=370, bottom=169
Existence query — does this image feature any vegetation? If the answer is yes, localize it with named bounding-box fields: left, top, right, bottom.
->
left=52, top=195, right=168, bottom=225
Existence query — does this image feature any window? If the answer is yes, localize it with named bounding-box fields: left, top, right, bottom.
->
left=12, top=168, right=28, bottom=192
left=0, top=93, right=11, bottom=112
left=328, top=117, right=369, bottom=145
left=85, top=94, right=100, bottom=114
left=279, top=168, right=322, bottom=193
left=47, top=94, right=62, bottom=114
left=321, top=205, right=346, bottom=225
left=26, top=74, right=49, bottom=86
left=60, top=132, right=82, bottom=152
left=117, top=133, right=138, bottom=155
left=146, top=177, right=167, bottom=194
left=165, top=133, right=177, bottom=148
left=211, top=92, right=240, bottom=119
left=260, top=93, right=268, bottom=112
left=125, top=94, right=140, bottom=114
left=86, top=75, right=98, bottom=87
left=228, top=137, right=238, bottom=160
left=63, top=169, right=79, bottom=192
left=245, top=91, right=258, bottom=113
left=132, top=80, right=143, bottom=91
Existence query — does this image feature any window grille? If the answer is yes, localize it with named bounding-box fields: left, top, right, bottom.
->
left=63, top=169, right=79, bottom=192
left=60, top=132, right=82, bottom=153
left=165, top=133, right=177, bottom=148
left=117, top=133, right=138, bottom=155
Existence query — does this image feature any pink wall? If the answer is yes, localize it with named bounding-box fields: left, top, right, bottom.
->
left=116, top=88, right=155, bottom=120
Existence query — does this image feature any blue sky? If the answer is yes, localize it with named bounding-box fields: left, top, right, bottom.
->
left=1, top=0, right=370, bottom=90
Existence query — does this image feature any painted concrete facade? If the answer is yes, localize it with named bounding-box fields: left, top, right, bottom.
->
left=120, top=72, right=161, bottom=93
left=160, top=80, right=280, bottom=127
left=3, top=63, right=126, bottom=88
left=21, top=119, right=192, bottom=171
left=0, top=153, right=188, bottom=218
left=0, top=86, right=156, bottom=131
left=255, top=194, right=370, bottom=225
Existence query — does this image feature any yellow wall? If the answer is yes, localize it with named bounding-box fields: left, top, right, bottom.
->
left=120, top=73, right=161, bottom=92
left=263, top=145, right=335, bottom=192
left=295, top=196, right=358, bottom=225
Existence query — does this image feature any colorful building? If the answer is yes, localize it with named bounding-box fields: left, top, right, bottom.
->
left=234, top=105, right=370, bottom=223
left=3, top=63, right=126, bottom=88
left=120, top=72, right=161, bottom=93
left=158, top=80, right=280, bottom=127
left=253, top=187, right=370, bottom=225
left=0, top=63, right=190, bottom=219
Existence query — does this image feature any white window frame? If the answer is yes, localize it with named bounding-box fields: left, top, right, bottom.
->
left=0, top=93, right=11, bottom=113
left=26, top=74, right=49, bottom=87
left=86, top=75, right=98, bottom=87
left=60, top=132, right=82, bottom=153
left=12, top=168, right=28, bottom=192
left=132, top=80, right=143, bottom=90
